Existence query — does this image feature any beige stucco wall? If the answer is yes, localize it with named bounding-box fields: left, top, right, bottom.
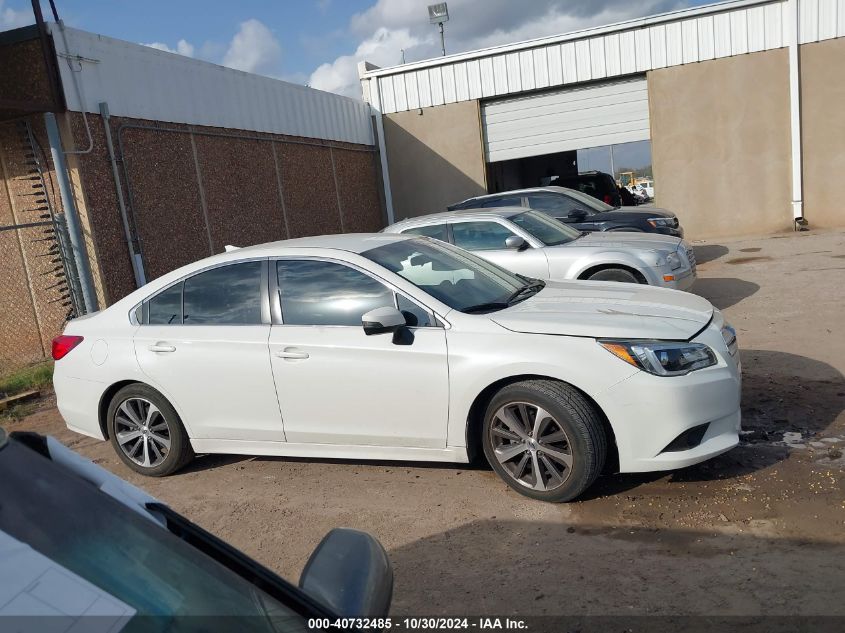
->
left=800, top=38, right=845, bottom=229
left=383, top=100, right=487, bottom=220
left=649, top=49, right=792, bottom=239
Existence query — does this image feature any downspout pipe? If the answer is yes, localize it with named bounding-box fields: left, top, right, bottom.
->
left=367, top=77, right=396, bottom=225
left=99, top=102, right=146, bottom=287
left=44, top=112, right=98, bottom=314
left=788, top=0, right=805, bottom=228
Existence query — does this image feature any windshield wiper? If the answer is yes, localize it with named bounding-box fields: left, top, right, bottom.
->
left=462, top=302, right=510, bottom=314
left=504, top=280, right=545, bottom=305
left=462, top=281, right=546, bottom=314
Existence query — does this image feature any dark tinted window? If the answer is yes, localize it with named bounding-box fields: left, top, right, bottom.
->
left=183, top=262, right=263, bottom=325
left=451, top=221, right=516, bottom=251
left=277, top=260, right=394, bottom=326
left=526, top=194, right=584, bottom=214
left=148, top=282, right=182, bottom=325
left=401, top=224, right=448, bottom=241
left=481, top=196, right=521, bottom=208
left=397, top=294, right=432, bottom=327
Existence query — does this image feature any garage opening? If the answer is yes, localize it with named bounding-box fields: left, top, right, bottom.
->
left=482, top=78, right=654, bottom=197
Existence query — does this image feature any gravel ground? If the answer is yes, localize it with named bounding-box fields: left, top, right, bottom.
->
left=5, top=228, right=845, bottom=617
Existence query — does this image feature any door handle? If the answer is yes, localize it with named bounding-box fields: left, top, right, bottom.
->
left=275, top=348, right=309, bottom=360
left=148, top=343, right=176, bottom=353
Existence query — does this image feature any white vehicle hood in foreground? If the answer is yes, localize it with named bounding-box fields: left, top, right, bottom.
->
left=489, top=280, right=713, bottom=340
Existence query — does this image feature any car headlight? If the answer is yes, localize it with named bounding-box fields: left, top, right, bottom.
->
left=598, top=340, right=717, bottom=376
left=647, top=217, right=672, bottom=228
left=665, top=252, right=682, bottom=270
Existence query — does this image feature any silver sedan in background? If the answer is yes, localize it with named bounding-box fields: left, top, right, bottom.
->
left=384, top=208, right=696, bottom=289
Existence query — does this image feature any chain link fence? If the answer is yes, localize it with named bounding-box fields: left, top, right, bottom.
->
left=0, top=118, right=81, bottom=377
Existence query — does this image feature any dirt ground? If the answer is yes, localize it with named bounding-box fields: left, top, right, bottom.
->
left=5, top=229, right=845, bottom=617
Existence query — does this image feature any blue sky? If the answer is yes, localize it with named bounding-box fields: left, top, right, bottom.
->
left=1, top=0, right=711, bottom=97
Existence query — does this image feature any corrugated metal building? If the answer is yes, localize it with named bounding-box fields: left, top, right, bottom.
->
left=359, top=0, right=845, bottom=238
left=1, top=21, right=383, bottom=371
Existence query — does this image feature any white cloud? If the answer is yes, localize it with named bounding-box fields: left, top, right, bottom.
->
left=143, top=39, right=195, bottom=57
left=222, top=18, right=282, bottom=75
left=1, top=0, right=31, bottom=29
left=310, top=0, right=685, bottom=99
left=310, top=27, right=421, bottom=97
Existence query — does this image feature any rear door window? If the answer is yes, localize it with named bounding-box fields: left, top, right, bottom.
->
left=148, top=282, right=183, bottom=325
left=480, top=196, right=521, bottom=208
left=182, top=262, right=264, bottom=325
left=451, top=221, right=517, bottom=251
left=401, top=223, right=448, bottom=242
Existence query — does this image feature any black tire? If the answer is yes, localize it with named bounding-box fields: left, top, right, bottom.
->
left=482, top=380, right=606, bottom=502
left=107, top=383, right=194, bottom=476
left=587, top=267, right=641, bottom=283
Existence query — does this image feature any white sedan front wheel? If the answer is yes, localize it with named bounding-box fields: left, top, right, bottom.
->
left=482, top=380, right=606, bottom=502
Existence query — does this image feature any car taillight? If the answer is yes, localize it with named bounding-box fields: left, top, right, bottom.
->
left=52, top=335, right=84, bottom=360
left=603, top=194, right=612, bottom=204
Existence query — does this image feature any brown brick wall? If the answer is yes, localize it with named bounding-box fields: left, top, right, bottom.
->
left=64, top=113, right=384, bottom=304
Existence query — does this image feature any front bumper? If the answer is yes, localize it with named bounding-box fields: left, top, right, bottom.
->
left=654, top=226, right=684, bottom=238
left=595, top=324, right=741, bottom=473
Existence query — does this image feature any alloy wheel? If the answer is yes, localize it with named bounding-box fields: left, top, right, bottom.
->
left=114, top=397, right=171, bottom=468
left=490, top=401, right=573, bottom=491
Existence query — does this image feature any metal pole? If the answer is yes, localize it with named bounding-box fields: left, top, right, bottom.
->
left=439, top=22, right=445, bottom=56
left=44, top=112, right=98, bottom=313
left=99, top=102, right=145, bottom=287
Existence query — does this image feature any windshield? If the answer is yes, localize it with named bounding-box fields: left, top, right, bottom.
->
left=508, top=210, right=581, bottom=246
left=560, top=188, right=616, bottom=211
left=362, top=237, right=532, bottom=313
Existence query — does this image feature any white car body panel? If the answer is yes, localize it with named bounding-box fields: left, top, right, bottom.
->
left=269, top=325, right=449, bottom=448
left=384, top=209, right=696, bottom=291
left=134, top=324, right=284, bottom=441
left=53, top=233, right=738, bottom=478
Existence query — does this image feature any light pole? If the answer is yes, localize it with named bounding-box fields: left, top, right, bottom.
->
left=428, top=3, right=449, bottom=56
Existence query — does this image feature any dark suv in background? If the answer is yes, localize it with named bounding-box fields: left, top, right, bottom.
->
left=448, top=186, right=684, bottom=237
left=553, top=170, right=624, bottom=207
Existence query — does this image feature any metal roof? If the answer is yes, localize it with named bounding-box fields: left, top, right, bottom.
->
left=48, top=24, right=374, bottom=145
left=361, top=0, right=845, bottom=115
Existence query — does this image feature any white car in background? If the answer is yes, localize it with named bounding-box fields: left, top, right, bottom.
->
left=384, top=208, right=696, bottom=291
left=53, top=234, right=740, bottom=502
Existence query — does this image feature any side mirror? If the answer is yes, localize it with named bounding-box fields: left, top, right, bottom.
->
left=567, top=209, right=588, bottom=220
left=299, top=528, right=393, bottom=618
left=505, top=235, right=528, bottom=251
left=362, top=307, right=405, bottom=335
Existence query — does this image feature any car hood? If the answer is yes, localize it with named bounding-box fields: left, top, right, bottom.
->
left=570, top=231, right=681, bottom=252
left=615, top=206, right=676, bottom=218
left=489, top=280, right=713, bottom=340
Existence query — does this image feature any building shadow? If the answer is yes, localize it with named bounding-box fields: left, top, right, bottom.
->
left=386, top=519, right=845, bottom=618
left=691, top=244, right=730, bottom=264
left=691, top=277, right=760, bottom=309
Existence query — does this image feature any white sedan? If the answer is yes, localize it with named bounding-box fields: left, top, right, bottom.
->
left=53, top=234, right=741, bottom=502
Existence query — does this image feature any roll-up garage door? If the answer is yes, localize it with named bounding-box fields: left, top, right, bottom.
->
left=482, top=78, right=650, bottom=163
